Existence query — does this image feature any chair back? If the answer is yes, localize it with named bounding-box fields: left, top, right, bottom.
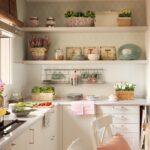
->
left=91, top=115, right=113, bottom=150
left=67, top=138, right=84, bottom=150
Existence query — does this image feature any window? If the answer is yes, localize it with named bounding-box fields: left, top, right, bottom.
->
left=0, top=38, right=12, bottom=84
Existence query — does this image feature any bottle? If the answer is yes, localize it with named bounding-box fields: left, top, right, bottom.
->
left=46, top=17, right=56, bottom=27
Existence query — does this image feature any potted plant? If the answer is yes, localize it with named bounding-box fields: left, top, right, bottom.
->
left=117, top=9, right=132, bottom=26
left=114, top=82, right=135, bottom=100
left=29, top=36, right=50, bottom=60
left=32, top=86, right=55, bottom=101
left=64, top=10, right=95, bottom=27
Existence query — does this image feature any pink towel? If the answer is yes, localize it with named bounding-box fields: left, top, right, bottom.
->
left=71, top=101, right=95, bottom=115
left=71, top=101, right=84, bottom=115
left=84, top=101, right=95, bottom=115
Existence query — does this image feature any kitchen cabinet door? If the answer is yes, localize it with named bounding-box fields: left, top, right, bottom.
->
left=62, top=105, right=95, bottom=150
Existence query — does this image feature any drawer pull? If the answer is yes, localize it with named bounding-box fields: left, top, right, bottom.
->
left=113, top=106, right=128, bottom=111
left=114, top=115, right=128, bottom=121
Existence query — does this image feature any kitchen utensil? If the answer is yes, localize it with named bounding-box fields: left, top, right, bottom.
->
left=67, top=93, right=83, bottom=100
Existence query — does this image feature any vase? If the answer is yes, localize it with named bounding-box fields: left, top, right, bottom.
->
left=116, top=91, right=134, bottom=100
left=117, top=17, right=132, bottom=26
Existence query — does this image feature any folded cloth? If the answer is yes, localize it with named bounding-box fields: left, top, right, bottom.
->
left=71, top=101, right=95, bottom=115
left=84, top=101, right=95, bottom=115
left=71, top=101, right=84, bottom=115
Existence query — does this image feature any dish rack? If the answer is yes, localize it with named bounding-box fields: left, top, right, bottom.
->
left=42, top=68, right=105, bottom=85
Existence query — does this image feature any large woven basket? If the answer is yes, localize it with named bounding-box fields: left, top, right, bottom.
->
left=65, top=17, right=94, bottom=27
left=32, top=93, right=54, bottom=101
left=116, top=91, right=134, bottom=100
left=30, top=47, right=47, bottom=60
left=117, top=17, right=132, bottom=26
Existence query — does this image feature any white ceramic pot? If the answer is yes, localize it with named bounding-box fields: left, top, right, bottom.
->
left=88, top=54, right=99, bottom=61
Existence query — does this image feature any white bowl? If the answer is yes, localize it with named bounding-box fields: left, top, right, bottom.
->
left=88, top=54, right=99, bottom=61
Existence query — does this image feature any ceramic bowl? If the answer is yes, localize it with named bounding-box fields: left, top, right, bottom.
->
left=88, top=54, right=99, bottom=61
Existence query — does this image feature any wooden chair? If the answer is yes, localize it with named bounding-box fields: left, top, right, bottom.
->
left=91, top=115, right=113, bottom=150
left=67, top=137, right=85, bottom=150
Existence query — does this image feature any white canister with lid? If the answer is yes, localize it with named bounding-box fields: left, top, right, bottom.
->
left=46, top=17, right=56, bottom=27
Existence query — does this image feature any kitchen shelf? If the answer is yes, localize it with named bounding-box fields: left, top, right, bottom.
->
left=22, top=60, right=148, bottom=65
left=22, top=26, right=148, bottom=33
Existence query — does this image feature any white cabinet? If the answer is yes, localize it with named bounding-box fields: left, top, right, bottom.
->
left=96, top=105, right=140, bottom=150
left=3, top=131, right=28, bottom=150
left=62, top=105, right=95, bottom=150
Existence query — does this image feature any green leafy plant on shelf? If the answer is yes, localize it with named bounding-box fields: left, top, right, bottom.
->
left=65, top=10, right=95, bottom=18
left=118, top=8, right=132, bottom=17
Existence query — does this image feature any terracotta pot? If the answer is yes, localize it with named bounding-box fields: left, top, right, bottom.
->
left=117, top=17, right=132, bottom=26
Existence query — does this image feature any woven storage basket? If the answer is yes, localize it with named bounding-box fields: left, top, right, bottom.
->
left=32, top=93, right=53, bottom=101
left=30, top=47, right=47, bottom=60
left=65, top=17, right=94, bottom=27
left=117, top=17, right=132, bottom=26
left=116, top=91, right=134, bottom=100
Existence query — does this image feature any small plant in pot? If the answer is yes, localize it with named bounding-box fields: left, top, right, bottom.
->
left=114, top=81, right=135, bottom=100
left=64, top=10, right=95, bottom=27
left=117, top=8, right=132, bottom=26
left=29, top=36, right=50, bottom=60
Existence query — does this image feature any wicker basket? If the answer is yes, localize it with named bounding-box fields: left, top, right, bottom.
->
left=30, top=47, right=47, bottom=60
left=117, top=17, right=132, bottom=26
left=65, top=17, right=94, bottom=27
left=32, top=93, right=54, bottom=101
left=116, top=91, right=134, bottom=100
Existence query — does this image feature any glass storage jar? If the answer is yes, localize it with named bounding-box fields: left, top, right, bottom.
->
left=46, top=17, right=56, bottom=27
left=54, top=48, right=64, bottom=60
left=28, top=17, right=39, bottom=27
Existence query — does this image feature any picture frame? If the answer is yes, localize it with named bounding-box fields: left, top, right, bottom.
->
left=100, top=46, right=116, bottom=60
left=83, top=47, right=99, bottom=59
left=66, top=47, right=82, bottom=60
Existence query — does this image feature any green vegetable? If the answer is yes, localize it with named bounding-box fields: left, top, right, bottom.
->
left=32, top=86, right=55, bottom=94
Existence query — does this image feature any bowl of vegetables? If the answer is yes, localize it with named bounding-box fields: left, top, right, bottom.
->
left=13, top=107, right=33, bottom=117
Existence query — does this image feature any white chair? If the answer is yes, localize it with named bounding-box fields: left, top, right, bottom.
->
left=91, top=115, right=113, bottom=150
left=67, top=137, right=85, bottom=150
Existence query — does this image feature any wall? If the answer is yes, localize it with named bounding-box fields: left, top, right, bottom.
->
left=26, top=1, right=146, bottom=26
left=4, top=0, right=27, bottom=106
left=23, top=0, right=147, bottom=99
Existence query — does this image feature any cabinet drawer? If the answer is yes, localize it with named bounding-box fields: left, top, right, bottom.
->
left=111, top=114, right=139, bottom=124
left=96, top=106, right=139, bottom=114
left=111, top=124, right=139, bottom=133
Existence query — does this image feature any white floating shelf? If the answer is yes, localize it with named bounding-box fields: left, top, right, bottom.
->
left=22, top=60, right=148, bottom=65
left=22, top=26, right=148, bottom=33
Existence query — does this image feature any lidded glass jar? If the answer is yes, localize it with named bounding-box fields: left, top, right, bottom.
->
left=28, top=17, right=39, bottom=27
left=46, top=17, right=56, bottom=27
left=54, top=48, right=64, bottom=60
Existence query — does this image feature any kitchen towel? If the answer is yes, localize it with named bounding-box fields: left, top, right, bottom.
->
left=71, top=101, right=95, bottom=115
left=84, top=101, right=95, bottom=115
left=71, top=101, right=84, bottom=115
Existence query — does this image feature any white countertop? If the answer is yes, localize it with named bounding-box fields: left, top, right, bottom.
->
left=54, top=98, right=150, bottom=106
left=0, top=108, right=50, bottom=149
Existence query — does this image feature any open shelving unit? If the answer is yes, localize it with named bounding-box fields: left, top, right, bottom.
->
left=22, top=26, right=148, bottom=33
left=22, top=60, right=148, bottom=65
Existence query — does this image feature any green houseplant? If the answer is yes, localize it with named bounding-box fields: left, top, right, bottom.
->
left=117, top=9, right=132, bottom=26
left=114, top=82, right=135, bottom=100
left=64, top=10, right=95, bottom=27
